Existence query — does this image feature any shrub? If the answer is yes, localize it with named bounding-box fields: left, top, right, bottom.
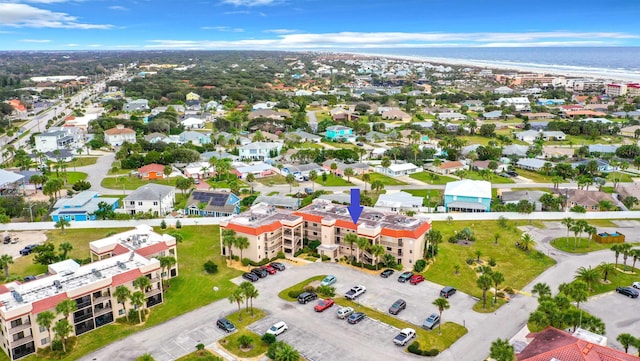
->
left=72, top=180, right=91, bottom=191
left=276, top=251, right=286, bottom=259
left=160, top=220, right=167, bottom=229
left=204, top=260, right=218, bottom=274
left=287, top=289, right=304, bottom=299
left=465, top=258, right=474, bottom=265
left=488, top=258, right=497, bottom=267
left=238, top=335, right=253, bottom=348
left=242, top=258, right=271, bottom=267
left=308, top=240, right=321, bottom=251
left=317, top=285, right=335, bottom=297
left=496, top=291, right=506, bottom=298
left=241, top=258, right=251, bottom=266
left=176, top=220, right=182, bottom=229
left=261, top=333, right=276, bottom=345
left=407, top=341, right=422, bottom=355
left=196, top=343, right=205, bottom=351
left=294, top=249, right=304, bottom=257
left=303, top=285, right=316, bottom=292
left=413, top=259, right=427, bottom=272
left=232, top=255, right=240, bottom=261
left=105, top=231, right=117, bottom=237
left=447, top=236, right=459, bottom=244
left=504, top=287, right=515, bottom=295
left=428, top=349, right=440, bottom=356
left=51, top=339, right=63, bottom=351
left=321, top=255, right=330, bottom=262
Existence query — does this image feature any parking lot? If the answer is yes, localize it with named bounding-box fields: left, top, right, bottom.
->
left=583, top=289, right=640, bottom=351
left=236, top=262, right=488, bottom=361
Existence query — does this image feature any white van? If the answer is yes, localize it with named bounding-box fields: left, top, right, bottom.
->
left=337, top=306, right=354, bottom=319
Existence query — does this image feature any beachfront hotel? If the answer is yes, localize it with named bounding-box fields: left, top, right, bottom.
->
left=0, top=225, right=177, bottom=360
left=220, top=199, right=431, bottom=269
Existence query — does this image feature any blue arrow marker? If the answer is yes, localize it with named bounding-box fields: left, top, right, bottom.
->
left=347, top=188, right=364, bottom=224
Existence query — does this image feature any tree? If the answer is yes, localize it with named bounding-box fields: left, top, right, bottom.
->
left=432, top=297, right=449, bottom=335
left=134, top=275, right=151, bottom=294
left=175, top=177, right=194, bottom=197
left=36, top=310, right=56, bottom=350
left=630, top=249, right=640, bottom=272
left=245, top=173, right=256, bottom=194
left=94, top=201, right=116, bottom=220
left=574, top=266, right=599, bottom=292
left=617, top=333, right=635, bottom=353
left=532, top=282, right=552, bottom=299
left=343, top=167, right=354, bottom=182
left=285, top=173, right=296, bottom=193
left=611, top=244, right=622, bottom=267
left=308, top=170, right=318, bottom=191
left=620, top=243, right=633, bottom=266
left=369, top=244, right=385, bottom=270
left=53, top=319, right=72, bottom=353
left=55, top=299, right=77, bottom=323
left=477, top=273, right=493, bottom=309
left=519, top=233, right=536, bottom=251
left=221, top=229, right=236, bottom=265
left=597, top=262, right=616, bottom=282
left=361, top=173, right=370, bottom=192
left=622, top=196, right=639, bottom=209
left=163, top=165, right=172, bottom=183
left=381, top=157, right=391, bottom=169
left=489, top=338, right=515, bottom=361
left=356, top=237, right=369, bottom=266
left=157, top=256, right=176, bottom=288
left=371, top=180, right=384, bottom=194
left=114, top=285, right=131, bottom=317
left=54, top=218, right=71, bottom=234
left=491, top=272, right=505, bottom=304
left=344, top=232, right=357, bottom=261
left=562, top=280, right=588, bottom=309
left=228, top=288, right=244, bottom=321
left=234, top=236, right=250, bottom=263
left=240, top=281, right=259, bottom=315
left=0, top=254, right=13, bottom=279
left=274, top=342, right=300, bottom=361
left=58, top=242, right=73, bottom=260
left=130, top=291, right=146, bottom=323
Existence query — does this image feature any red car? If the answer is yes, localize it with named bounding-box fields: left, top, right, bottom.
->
left=409, top=274, right=425, bottom=285
left=314, top=298, right=335, bottom=312
left=261, top=265, right=277, bottom=275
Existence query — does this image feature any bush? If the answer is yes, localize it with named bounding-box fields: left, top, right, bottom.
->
left=160, top=220, right=167, bottom=229
left=294, top=249, right=304, bottom=257
left=176, top=220, right=182, bottom=229
left=287, top=289, right=304, bottom=299
left=196, top=343, right=205, bottom=351
left=204, top=260, right=218, bottom=274
left=504, top=287, right=515, bottom=295
left=408, top=341, right=422, bottom=355
left=308, top=239, right=321, bottom=251
left=276, top=251, right=286, bottom=259
left=350, top=260, right=378, bottom=270
left=261, top=333, right=276, bottom=345
left=488, top=258, right=497, bottom=267
left=321, top=255, right=330, bottom=262
left=465, top=258, right=474, bottom=265
left=317, top=285, right=335, bottom=297
left=51, top=339, right=63, bottom=351
left=232, top=255, right=240, bottom=261
left=72, top=180, right=91, bottom=191
left=496, top=291, right=506, bottom=298
left=413, top=259, right=427, bottom=272
left=242, top=258, right=271, bottom=267
left=241, top=258, right=251, bottom=266
left=428, top=349, right=440, bottom=356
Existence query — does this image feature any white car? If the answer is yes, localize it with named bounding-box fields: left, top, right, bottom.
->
left=337, top=306, right=354, bottom=319
left=266, top=321, right=288, bottom=336
left=633, top=281, right=640, bottom=289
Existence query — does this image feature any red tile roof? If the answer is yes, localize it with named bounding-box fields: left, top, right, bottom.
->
left=112, top=244, right=130, bottom=256
left=32, top=292, right=68, bottom=314
left=111, top=269, right=143, bottom=287
left=225, top=221, right=283, bottom=236
left=105, top=127, right=135, bottom=135
left=135, top=242, right=169, bottom=258
left=518, top=327, right=640, bottom=361
left=439, top=161, right=465, bottom=170
left=138, top=163, right=165, bottom=174
left=0, top=285, right=10, bottom=295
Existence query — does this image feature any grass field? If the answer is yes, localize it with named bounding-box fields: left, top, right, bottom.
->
left=550, top=237, right=640, bottom=254
left=404, top=189, right=444, bottom=207
left=589, top=265, right=640, bottom=296
left=175, top=350, right=223, bottom=361
left=278, top=275, right=326, bottom=302
left=514, top=169, right=555, bottom=183
left=409, top=172, right=457, bottom=185
left=607, top=172, right=634, bottom=183
left=256, top=174, right=296, bottom=186
left=218, top=309, right=267, bottom=358
left=315, top=175, right=353, bottom=187
left=65, top=157, right=98, bottom=167
left=424, top=220, right=555, bottom=299
left=464, top=171, right=514, bottom=184
left=357, top=172, right=408, bottom=186
left=101, top=176, right=178, bottom=190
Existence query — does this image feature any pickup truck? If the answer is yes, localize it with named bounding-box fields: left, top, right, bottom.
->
left=345, top=285, right=366, bottom=300
left=393, top=328, right=416, bottom=346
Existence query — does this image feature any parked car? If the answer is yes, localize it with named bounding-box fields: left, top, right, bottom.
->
left=19, top=244, right=37, bottom=256
left=616, top=286, right=639, bottom=298
left=422, top=313, right=440, bottom=330
left=347, top=312, right=366, bottom=324
left=261, top=265, right=277, bottom=275
left=393, top=328, right=416, bottom=346
left=320, top=275, right=337, bottom=286
left=23, top=276, right=36, bottom=282
left=380, top=269, right=395, bottom=278
left=216, top=318, right=236, bottom=332
left=337, top=306, right=354, bottom=319
left=3, top=235, right=10, bottom=244
left=270, top=262, right=286, bottom=271
left=345, top=285, right=366, bottom=300
left=266, top=321, right=288, bottom=336
left=250, top=268, right=268, bottom=278
left=398, top=271, right=413, bottom=283
left=409, top=274, right=425, bottom=285
left=356, top=142, right=364, bottom=146
left=388, top=299, right=407, bottom=315
left=440, top=286, right=457, bottom=298
left=314, top=298, right=335, bottom=312
left=632, top=282, right=640, bottom=289
left=242, top=272, right=259, bottom=282
left=297, top=291, right=318, bottom=304
left=507, top=171, right=519, bottom=177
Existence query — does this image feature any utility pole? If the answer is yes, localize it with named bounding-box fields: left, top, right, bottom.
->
left=23, top=203, right=34, bottom=222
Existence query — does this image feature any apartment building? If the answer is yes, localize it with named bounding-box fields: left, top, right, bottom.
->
left=220, top=200, right=431, bottom=269
left=0, top=226, right=177, bottom=360
left=605, top=83, right=627, bottom=97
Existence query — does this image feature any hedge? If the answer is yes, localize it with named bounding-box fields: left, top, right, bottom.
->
left=407, top=341, right=440, bottom=357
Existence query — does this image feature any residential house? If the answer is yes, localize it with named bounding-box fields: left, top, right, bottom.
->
left=252, top=102, right=277, bottom=110
left=589, top=144, right=619, bottom=155
left=185, top=190, right=240, bottom=217
left=183, top=162, right=214, bottom=180
left=123, top=184, right=175, bottom=216
left=144, top=132, right=171, bottom=144
left=220, top=200, right=431, bottom=269
left=325, top=125, right=354, bottom=141
left=429, top=161, right=467, bottom=175
left=185, top=92, right=200, bottom=106
left=238, top=142, right=283, bottom=161
left=0, top=226, right=176, bottom=360
left=500, top=190, right=547, bottom=211
left=381, top=109, right=411, bottom=122
left=329, top=107, right=357, bottom=121
left=541, top=131, right=566, bottom=141
left=104, top=125, right=136, bottom=146
left=515, top=130, right=540, bottom=143
left=180, top=117, right=205, bottom=130
left=252, top=196, right=301, bottom=210
left=437, top=112, right=467, bottom=121
left=137, top=163, right=168, bottom=180
left=322, top=161, right=369, bottom=176
left=285, top=130, right=321, bottom=143
left=444, top=179, right=492, bottom=212
left=374, top=192, right=423, bottom=213
left=472, top=160, right=508, bottom=173
left=494, top=86, right=514, bottom=95
left=516, top=158, right=553, bottom=172
left=201, top=151, right=238, bottom=162
left=554, top=189, right=616, bottom=211
left=6, top=99, right=27, bottom=117
left=282, top=163, right=325, bottom=177
left=34, top=128, right=83, bottom=153
left=482, top=110, right=502, bottom=120
left=496, top=97, right=531, bottom=112
left=232, top=163, right=273, bottom=179
left=529, top=121, right=550, bottom=130
left=536, top=98, right=565, bottom=106
left=503, top=145, right=529, bottom=157
left=526, top=112, right=555, bottom=120
left=51, top=191, right=119, bottom=222
left=374, top=163, right=419, bottom=177
left=461, top=144, right=481, bottom=157
left=179, top=131, right=211, bottom=146
left=123, top=99, right=149, bottom=112
left=620, top=125, right=640, bottom=138
left=571, top=159, right=615, bottom=173
left=462, top=100, right=484, bottom=111
left=541, top=146, right=574, bottom=159
left=247, top=109, right=289, bottom=121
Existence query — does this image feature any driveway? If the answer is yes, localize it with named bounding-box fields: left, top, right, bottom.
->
left=582, top=290, right=640, bottom=351
left=73, top=152, right=130, bottom=195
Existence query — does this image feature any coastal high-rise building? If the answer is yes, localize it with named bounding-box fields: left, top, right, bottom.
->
left=220, top=200, right=431, bottom=269
left=605, top=83, right=627, bottom=97
left=627, top=84, right=640, bottom=97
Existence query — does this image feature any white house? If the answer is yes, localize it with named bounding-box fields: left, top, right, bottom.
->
left=123, top=184, right=176, bottom=216
left=34, top=127, right=83, bottom=153
left=374, top=191, right=423, bottom=213
left=104, top=125, right=136, bottom=146
left=374, top=163, right=419, bottom=177
left=437, top=112, right=467, bottom=121
left=496, top=97, right=531, bottom=112
left=238, top=142, right=283, bottom=161
left=541, top=131, right=566, bottom=141
left=180, top=117, right=205, bottom=129
left=515, top=130, right=540, bottom=143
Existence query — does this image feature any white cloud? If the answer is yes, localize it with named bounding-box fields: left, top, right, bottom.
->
left=108, top=5, right=129, bottom=11
left=0, top=3, right=113, bottom=29
left=201, top=26, right=244, bottom=32
left=221, top=0, right=278, bottom=6
left=145, top=31, right=638, bottom=50
left=263, top=29, right=298, bottom=34
left=223, top=10, right=250, bottom=14
left=18, top=39, right=51, bottom=43
left=65, top=43, right=79, bottom=47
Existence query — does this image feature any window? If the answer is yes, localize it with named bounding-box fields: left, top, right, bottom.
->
left=313, top=232, right=317, bottom=236
left=39, top=326, right=46, bottom=333
left=138, top=202, right=143, bottom=206
left=129, top=201, right=135, bottom=205
left=153, top=201, right=158, bottom=206
left=41, top=337, right=50, bottom=346
left=313, top=223, right=317, bottom=227
left=119, top=309, right=125, bottom=316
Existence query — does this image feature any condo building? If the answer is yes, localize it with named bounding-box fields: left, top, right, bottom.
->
left=220, top=199, right=431, bottom=269
left=0, top=225, right=177, bottom=360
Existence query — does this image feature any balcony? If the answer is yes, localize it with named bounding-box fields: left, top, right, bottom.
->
left=93, top=306, right=113, bottom=317
left=93, top=294, right=111, bottom=303
left=145, top=288, right=162, bottom=297
left=76, top=300, right=92, bottom=310
left=10, top=335, right=34, bottom=348
left=9, top=322, right=31, bottom=334
left=74, top=312, right=94, bottom=323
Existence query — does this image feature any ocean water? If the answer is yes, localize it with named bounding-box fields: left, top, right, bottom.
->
left=348, top=47, right=640, bottom=79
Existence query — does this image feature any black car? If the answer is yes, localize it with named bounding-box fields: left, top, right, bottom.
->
left=270, top=262, right=286, bottom=271
left=506, top=171, right=519, bottom=177
left=250, top=268, right=268, bottom=278
left=19, top=244, right=37, bottom=256
left=242, top=272, right=259, bottom=282
left=23, top=276, right=36, bottom=282
left=388, top=299, right=406, bottom=315
left=398, top=271, right=413, bottom=283
left=216, top=317, right=236, bottom=332
left=380, top=269, right=395, bottom=278
left=616, top=286, right=639, bottom=298
left=297, top=291, right=318, bottom=304
left=347, top=312, right=366, bottom=324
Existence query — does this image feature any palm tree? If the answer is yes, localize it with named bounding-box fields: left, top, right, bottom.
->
left=274, top=342, right=300, bottom=361
left=356, top=237, right=369, bottom=266
left=630, top=249, right=640, bottom=272
left=563, top=280, right=588, bottom=309
left=361, top=173, right=370, bottom=192
left=245, top=173, right=256, bottom=194
left=234, top=236, right=250, bottom=263
left=343, top=167, right=354, bottom=182
left=114, top=285, right=131, bottom=317
left=617, top=333, right=635, bottom=353
left=611, top=244, right=622, bottom=267
left=344, top=233, right=357, bottom=261
left=308, top=170, right=318, bottom=191
left=130, top=291, right=146, bottom=323
left=597, top=262, right=616, bottom=282
left=163, top=165, right=172, bottom=184
left=519, top=233, right=536, bottom=251
left=59, top=242, right=73, bottom=260
left=53, top=319, right=72, bottom=353
left=371, top=180, right=384, bottom=194
left=36, top=311, right=56, bottom=350
left=228, top=288, right=244, bottom=321
left=491, top=271, right=505, bottom=304
left=477, top=274, right=493, bottom=309
left=221, top=229, right=236, bottom=265
left=531, top=282, right=552, bottom=299
left=561, top=217, right=574, bottom=246
left=240, top=281, right=259, bottom=316
left=285, top=173, right=295, bottom=193
left=369, top=244, right=385, bottom=270
left=54, top=219, right=71, bottom=234
left=134, top=275, right=151, bottom=294
left=55, top=299, right=77, bottom=323
left=620, top=243, right=633, bottom=266
left=574, top=266, right=599, bottom=292
left=489, top=338, right=515, bottom=361
left=0, top=254, right=14, bottom=279
left=432, top=297, right=449, bottom=335
left=381, top=157, right=391, bottom=170
left=158, top=256, right=177, bottom=288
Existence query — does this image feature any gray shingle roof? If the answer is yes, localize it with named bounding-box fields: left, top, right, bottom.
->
left=124, top=184, right=175, bottom=201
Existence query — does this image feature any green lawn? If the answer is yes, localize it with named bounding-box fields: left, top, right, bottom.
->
left=589, top=265, right=640, bottom=296
left=256, top=175, right=295, bottom=186
left=315, top=175, right=353, bottom=187
left=514, top=169, right=555, bottom=183
left=550, top=237, right=640, bottom=254
left=404, top=189, right=444, bottom=207
left=424, top=221, right=555, bottom=299
left=101, top=176, right=178, bottom=190
left=50, top=171, right=87, bottom=186
left=66, top=157, right=98, bottom=167
left=219, top=330, right=268, bottom=358
left=291, top=141, right=323, bottom=149
left=321, top=140, right=358, bottom=149
left=175, top=350, right=222, bottom=361
left=464, top=171, right=514, bottom=184
left=545, top=135, right=625, bottom=146
left=607, top=172, right=634, bottom=183
left=19, top=225, right=242, bottom=361
left=278, top=275, right=326, bottom=302
left=357, top=172, right=407, bottom=186
left=208, top=178, right=249, bottom=189
left=409, top=172, right=457, bottom=185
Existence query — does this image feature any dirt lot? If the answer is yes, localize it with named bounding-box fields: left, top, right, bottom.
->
left=2, top=230, right=48, bottom=258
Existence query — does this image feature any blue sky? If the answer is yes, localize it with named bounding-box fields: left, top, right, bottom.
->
left=0, top=0, right=639, bottom=50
